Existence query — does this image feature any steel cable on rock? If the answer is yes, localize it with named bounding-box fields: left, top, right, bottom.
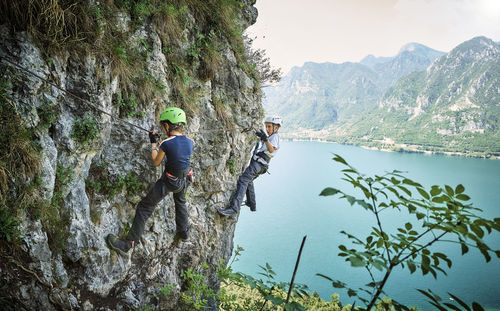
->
left=0, top=54, right=256, bottom=135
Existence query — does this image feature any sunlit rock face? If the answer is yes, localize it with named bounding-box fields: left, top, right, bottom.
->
left=0, top=1, right=261, bottom=309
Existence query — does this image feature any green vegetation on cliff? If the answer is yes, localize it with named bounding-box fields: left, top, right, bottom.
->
left=0, top=0, right=260, bottom=247
left=1, top=0, right=257, bottom=115
left=0, top=1, right=272, bottom=310
left=0, top=74, right=42, bottom=242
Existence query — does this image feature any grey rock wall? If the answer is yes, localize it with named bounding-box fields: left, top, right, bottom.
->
left=0, top=2, right=261, bottom=309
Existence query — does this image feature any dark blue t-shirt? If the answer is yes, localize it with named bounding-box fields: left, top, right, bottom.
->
left=159, top=135, right=193, bottom=172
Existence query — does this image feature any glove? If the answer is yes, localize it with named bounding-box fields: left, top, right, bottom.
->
left=255, top=129, right=268, bottom=142
left=149, top=131, right=160, bottom=143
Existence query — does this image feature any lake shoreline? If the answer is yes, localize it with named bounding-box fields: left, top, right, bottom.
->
left=283, top=138, right=500, bottom=160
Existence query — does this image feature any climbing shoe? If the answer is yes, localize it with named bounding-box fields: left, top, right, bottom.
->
left=244, top=201, right=256, bottom=212
left=218, top=206, right=237, bottom=217
left=177, top=227, right=189, bottom=241
left=106, top=234, right=133, bottom=256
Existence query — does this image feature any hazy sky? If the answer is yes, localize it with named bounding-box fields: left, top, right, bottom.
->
left=246, top=0, right=500, bottom=73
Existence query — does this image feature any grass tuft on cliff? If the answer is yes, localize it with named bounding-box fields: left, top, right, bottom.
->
left=0, top=72, right=72, bottom=253
left=0, top=73, right=42, bottom=242
left=0, top=0, right=256, bottom=117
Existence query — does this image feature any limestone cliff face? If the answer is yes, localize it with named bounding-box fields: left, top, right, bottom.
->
left=0, top=1, right=260, bottom=310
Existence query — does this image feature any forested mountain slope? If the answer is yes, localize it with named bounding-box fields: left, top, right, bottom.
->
left=264, top=42, right=444, bottom=132
left=330, top=36, right=500, bottom=157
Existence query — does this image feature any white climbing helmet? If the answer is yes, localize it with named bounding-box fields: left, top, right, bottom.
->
left=264, top=115, right=283, bottom=126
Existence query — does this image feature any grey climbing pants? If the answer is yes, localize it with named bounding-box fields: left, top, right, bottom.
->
left=228, top=159, right=267, bottom=211
left=127, top=170, right=189, bottom=242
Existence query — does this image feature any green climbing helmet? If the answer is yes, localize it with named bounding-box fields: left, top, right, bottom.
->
left=159, top=107, right=186, bottom=125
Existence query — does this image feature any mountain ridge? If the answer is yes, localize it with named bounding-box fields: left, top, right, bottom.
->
left=333, top=36, right=500, bottom=157
left=265, top=36, right=500, bottom=157
left=264, top=41, right=445, bottom=130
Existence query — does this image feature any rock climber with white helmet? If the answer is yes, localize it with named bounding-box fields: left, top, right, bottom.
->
left=218, top=116, right=282, bottom=217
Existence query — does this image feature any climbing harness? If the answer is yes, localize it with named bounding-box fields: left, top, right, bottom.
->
left=251, top=140, right=270, bottom=173
left=159, top=152, right=194, bottom=218
left=255, top=151, right=271, bottom=164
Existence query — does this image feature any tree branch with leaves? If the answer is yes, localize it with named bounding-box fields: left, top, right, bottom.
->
left=318, top=154, right=500, bottom=310
left=243, top=35, right=282, bottom=87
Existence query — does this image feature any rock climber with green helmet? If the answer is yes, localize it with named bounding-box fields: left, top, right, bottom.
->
left=218, top=116, right=282, bottom=217
left=107, top=107, right=194, bottom=255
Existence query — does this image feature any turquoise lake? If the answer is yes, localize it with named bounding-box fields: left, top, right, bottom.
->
left=231, top=141, right=500, bottom=311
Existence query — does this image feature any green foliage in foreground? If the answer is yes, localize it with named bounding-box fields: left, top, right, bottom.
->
left=150, top=247, right=493, bottom=311
left=221, top=282, right=352, bottom=311
left=319, top=154, right=500, bottom=310
left=154, top=246, right=349, bottom=311
left=219, top=259, right=309, bottom=311
left=417, top=288, right=487, bottom=311
left=152, top=246, right=423, bottom=311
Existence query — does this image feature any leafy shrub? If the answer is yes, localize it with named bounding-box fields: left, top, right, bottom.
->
left=86, top=162, right=145, bottom=200
left=37, top=99, right=59, bottom=130
left=243, top=35, right=282, bottom=86
left=113, top=92, right=144, bottom=118
left=0, top=207, right=18, bottom=242
left=71, top=117, right=99, bottom=147
left=180, top=263, right=217, bottom=310
left=112, top=44, right=129, bottom=63
left=226, top=157, right=237, bottom=175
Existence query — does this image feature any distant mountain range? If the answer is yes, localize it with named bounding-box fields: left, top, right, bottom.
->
left=264, top=41, right=444, bottom=130
left=264, top=62, right=379, bottom=129
left=361, top=42, right=445, bottom=89
left=264, top=36, right=500, bottom=157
